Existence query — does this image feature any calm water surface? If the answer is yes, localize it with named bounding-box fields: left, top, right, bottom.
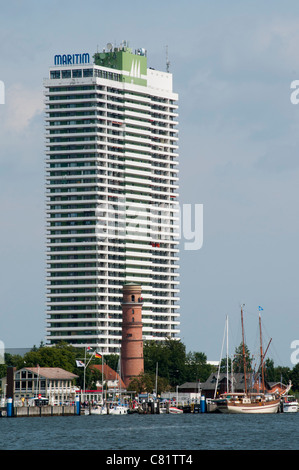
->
left=0, top=413, right=298, bottom=450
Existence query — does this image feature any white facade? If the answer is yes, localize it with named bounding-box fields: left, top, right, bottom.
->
left=3, top=368, right=78, bottom=405
left=44, top=44, right=180, bottom=354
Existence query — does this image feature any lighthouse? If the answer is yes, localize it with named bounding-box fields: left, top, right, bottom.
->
left=120, top=283, right=144, bottom=388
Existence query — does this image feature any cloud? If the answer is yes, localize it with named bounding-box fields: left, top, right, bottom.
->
left=4, top=83, right=43, bottom=131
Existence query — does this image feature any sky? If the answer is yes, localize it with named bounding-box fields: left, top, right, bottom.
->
left=0, top=0, right=299, bottom=368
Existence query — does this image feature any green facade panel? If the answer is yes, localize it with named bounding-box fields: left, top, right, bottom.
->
left=93, top=47, right=147, bottom=86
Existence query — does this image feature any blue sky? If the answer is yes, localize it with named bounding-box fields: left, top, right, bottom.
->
left=0, top=0, right=299, bottom=367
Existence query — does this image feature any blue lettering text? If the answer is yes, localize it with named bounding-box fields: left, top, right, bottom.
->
left=54, top=53, right=90, bottom=66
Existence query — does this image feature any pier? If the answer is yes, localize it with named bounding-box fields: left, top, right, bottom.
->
left=0, top=405, right=79, bottom=417
left=0, top=396, right=207, bottom=417
left=126, top=401, right=202, bottom=414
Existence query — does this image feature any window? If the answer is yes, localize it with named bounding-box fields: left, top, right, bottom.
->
left=72, top=69, right=82, bottom=78
left=83, top=69, right=93, bottom=77
left=50, top=71, right=61, bottom=79
left=62, top=70, right=71, bottom=79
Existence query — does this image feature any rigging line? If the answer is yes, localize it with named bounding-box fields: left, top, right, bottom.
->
left=214, top=315, right=227, bottom=399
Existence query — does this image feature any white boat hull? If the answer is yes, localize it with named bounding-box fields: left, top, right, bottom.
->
left=169, top=406, right=183, bottom=414
left=282, top=403, right=298, bottom=413
left=217, top=400, right=280, bottom=414
left=109, top=406, right=128, bottom=415
left=159, top=406, right=183, bottom=414
left=90, top=406, right=107, bottom=415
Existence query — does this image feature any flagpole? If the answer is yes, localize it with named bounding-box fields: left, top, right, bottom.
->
left=102, top=352, right=104, bottom=407
left=84, top=348, right=98, bottom=400
left=83, top=347, right=87, bottom=402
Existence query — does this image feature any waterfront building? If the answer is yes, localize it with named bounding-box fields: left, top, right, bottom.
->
left=44, top=42, right=180, bottom=354
left=1, top=367, right=78, bottom=405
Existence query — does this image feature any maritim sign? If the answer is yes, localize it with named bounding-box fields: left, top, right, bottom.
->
left=54, top=53, right=90, bottom=66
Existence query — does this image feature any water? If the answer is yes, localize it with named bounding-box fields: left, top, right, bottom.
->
left=0, top=413, right=298, bottom=450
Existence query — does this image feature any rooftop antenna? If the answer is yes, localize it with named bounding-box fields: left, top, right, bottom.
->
left=166, top=45, right=170, bottom=73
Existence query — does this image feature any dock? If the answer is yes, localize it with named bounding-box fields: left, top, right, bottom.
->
left=0, top=405, right=79, bottom=417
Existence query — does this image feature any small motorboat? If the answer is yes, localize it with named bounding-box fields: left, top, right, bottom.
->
left=169, top=406, right=183, bottom=414
left=109, top=405, right=128, bottom=415
left=90, top=406, right=107, bottom=415
left=282, top=395, right=298, bottom=413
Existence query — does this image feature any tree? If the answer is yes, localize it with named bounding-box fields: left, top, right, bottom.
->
left=219, top=356, right=233, bottom=374
left=144, top=339, right=215, bottom=387
left=144, top=338, right=187, bottom=387
left=22, top=342, right=79, bottom=372
left=127, top=373, right=155, bottom=394
left=233, top=342, right=252, bottom=373
left=104, top=354, right=119, bottom=373
left=127, top=372, right=170, bottom=394
left=185, top=352, right=215, bottom=382
left=290, top=363, right=299, bottom=391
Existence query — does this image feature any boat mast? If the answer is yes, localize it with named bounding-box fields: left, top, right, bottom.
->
left=241, top=305, right=247, bottom=395
left=259, top=313, right=265, bottom=393
left=155, top=362, right=158, bottom=396
left=226, top=315, right=229, bottom=393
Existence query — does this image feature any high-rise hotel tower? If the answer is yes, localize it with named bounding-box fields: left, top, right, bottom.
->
left=44, top=42, right=180, bottom=354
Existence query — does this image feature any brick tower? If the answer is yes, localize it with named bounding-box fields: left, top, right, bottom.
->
left=120, top=283, right=144, bottom=388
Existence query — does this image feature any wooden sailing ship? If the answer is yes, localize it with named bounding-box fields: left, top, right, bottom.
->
left=214, top=305, right=291, bottom=414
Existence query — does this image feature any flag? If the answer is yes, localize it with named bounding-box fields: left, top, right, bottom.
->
left=76, top=360, right=85, bottom=367
left=258, top=306, right=264, bottom=311
left=95, top=352, right=102, bottom=359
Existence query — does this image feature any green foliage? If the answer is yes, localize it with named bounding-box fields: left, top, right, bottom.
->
left=144, top=338, right=215, bottom=388
left=104, top=354, right=119, bottom=372
left=127, top=372, right=170, bottom=395
left=21, top=342, right=80, bottom=373
left=144, top=338, right=187, bottom=386
left=233, top=342, right=253, bottom=373
left=290, top=363, right=299, bottom=391
left=185, top=352, right=215, bottom=382
left=263, top=359, right=291, bottom=384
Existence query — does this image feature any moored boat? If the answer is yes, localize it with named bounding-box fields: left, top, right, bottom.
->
left=90, top=405, right=107, bottom=415
left=109, top=404, right=128, bottom=415
left=169, top=406, right=183, bottom=414
left=281, top=395, right=298, bottom=413
left=214, top=392, right=281, bottom=414
left=214, top=305, right=291, bottom=414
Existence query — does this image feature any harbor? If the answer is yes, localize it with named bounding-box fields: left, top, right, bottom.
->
left=1, top=392, right=297, bottom=418
left=0, top=397, right=204, bottom=418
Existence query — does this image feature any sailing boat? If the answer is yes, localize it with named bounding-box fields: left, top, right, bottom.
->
left=90, top=352, right=108, bottom=415
left=215, top=305, right=291, bottom=414
left=109, top=353, right=128, bottom=415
